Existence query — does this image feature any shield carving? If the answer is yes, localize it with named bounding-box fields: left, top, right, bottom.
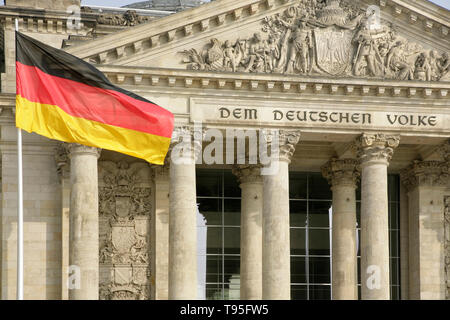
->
left=314, top=27, right=354, bottom=75
left=111, top=226, right=135, bottom=253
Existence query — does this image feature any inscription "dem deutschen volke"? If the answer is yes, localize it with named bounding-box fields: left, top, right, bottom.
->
left=219, top=107, right=438, bottom=126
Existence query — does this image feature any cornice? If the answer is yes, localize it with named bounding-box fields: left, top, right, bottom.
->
left=96, top=65, right=450, bottom=100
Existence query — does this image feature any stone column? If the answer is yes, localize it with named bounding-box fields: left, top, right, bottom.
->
left=168, top=126, right=203, bottom=300
left=401, top=160, right=448, bottom=300
left=322, top=159, right=359, bottom=300
left=356, top=133, right=400, bottom=300
left=232, top=165, right=263, bottom=300
left=262, top=130, right=301, bottom=300
left=68, top=144, right=101, bottom=300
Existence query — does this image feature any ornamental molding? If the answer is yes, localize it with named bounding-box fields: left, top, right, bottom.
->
left=181, top=0, right=449, bottom=82
left=321, top=158, right=360, bottom=188
left=98, top=161, right=153, bottom=300
left=97, top=66, right=450, bottom=100
left=356, top=133, right=400, bottom=164
left=400, top=160, right=449, bottom=191
left=64, top=0, right=449, bottom=67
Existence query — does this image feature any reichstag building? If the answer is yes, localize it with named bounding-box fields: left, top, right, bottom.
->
left=0, top=0, right=449, bottom=300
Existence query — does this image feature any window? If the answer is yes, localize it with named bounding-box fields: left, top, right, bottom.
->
left=196, top=169, right=401, bottom=300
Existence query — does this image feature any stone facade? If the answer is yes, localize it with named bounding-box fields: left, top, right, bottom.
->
left=0, top=0, right=449, bottom=300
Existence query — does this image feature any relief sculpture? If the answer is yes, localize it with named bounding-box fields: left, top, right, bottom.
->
left=181, top=0, right=449, bottom=81
left=98, top=161, right=153, bottom=300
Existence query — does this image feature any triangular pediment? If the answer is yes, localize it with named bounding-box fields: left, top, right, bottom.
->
left=66, top=0, right=450, bottom=82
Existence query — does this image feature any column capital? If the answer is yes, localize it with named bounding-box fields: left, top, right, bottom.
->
left=356, top=133, right=400, bottom=165
left=400, top=160, right=449, bottom=192
left=261, top=129, right=301, bottom=163
left=232, top=164, right=263, bottom=185
left=68, top=143, right=101, bottom=159
left=321, top=158, right=360, bottom=188
left=170, top=125, right=205, bottom=162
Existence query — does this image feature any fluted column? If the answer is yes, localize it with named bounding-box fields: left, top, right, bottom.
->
left=401, top=160, right=448, bottom=299
left=232, top=165, right=263, bottom=300
left=262, top=130, right=301, bottom=300
left=356, top=133, right=400, bottom=300
left=322, top=159, right=359, bottom=300
left=68, top=144, right=101, bottom=300
left=168, top=126, right=203, bottom=300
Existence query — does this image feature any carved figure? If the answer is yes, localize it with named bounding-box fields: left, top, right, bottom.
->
left=386, top=40, right=414, bottom=80
left=223, top=40, right=237, bottom=72
left=414, top=52, right=431, bottom=81
left=243, top=33, right=267, bottom=72
left=286, top=21, right=313, bottom=74
left=353, top=26, right=385, bottom=77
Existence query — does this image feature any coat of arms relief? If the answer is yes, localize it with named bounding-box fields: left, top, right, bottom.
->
left=181, top=0, right=450, bottom=82
left=98, top=161, right=153, bottom=300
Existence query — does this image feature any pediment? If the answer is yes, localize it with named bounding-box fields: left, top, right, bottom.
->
left=66, top=0, right=450, bottom=82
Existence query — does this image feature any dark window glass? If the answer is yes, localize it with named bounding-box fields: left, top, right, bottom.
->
left=309, top=285, right=331, bottom=300
left=289, top=173, right=307, bottom=199
left=224, top=199, right=241, bottom=226
left=206, top=227, right=222, bottom=254
left=224, top=171, right=241, bottom=197
left=206, top=255, right=222, bottom=283
left=223, top=255, right=240, bottom=283
left=290, top=201, right=307, bottom=228
left=206, top=284, right=223, bottom=300
left=309, top=257, right=331, bottom=283
left=197, top=170, right=221, bottom=197
left=308, top=173, right=331, bottom=200
left=290, top=228, right=306, bottom=256
left=390, top=257, right=400, bottom=285
left=389, top=202, right=399, bottom=230
left=291, top=285, right=308, bottom=300
left=309, top=201, right=331, bottom=228
left=198, top=198, right=222, bottom=226
left=390, top=230, right=399, bottom=257
left=308, top=229, right=330, bottom=256
left=291, top=256, right=307, bottom=284
left=224, top=227, right=240, bottom=255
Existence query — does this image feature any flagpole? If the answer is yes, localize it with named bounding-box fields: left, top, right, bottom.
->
left=15, top=18, right=24, bottom=301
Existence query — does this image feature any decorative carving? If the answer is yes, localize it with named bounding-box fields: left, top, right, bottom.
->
left=170, top=126, right=205, bottom=161
left=261, top=129, right=301, bottom=163
left=445, top=196, right=450, bottom=300
left=321, top=158, right=360, bottom=188
left=400, top=160, right=449, bottom=192
left=55, top=142, right=69, bottom=180
left=232, top=164, right=263, bottom=185
left=356, top=133, right=400, bottom=164
left=437, top=140, right=450, bottom=163
left=181, top=0, right=449, bottom=81
left=96, top=10, right=152, bottom=26
left=98, top=161, right=153, bottom=300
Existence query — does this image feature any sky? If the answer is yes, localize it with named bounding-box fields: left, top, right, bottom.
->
left=80, top=0, right=450, bottom=9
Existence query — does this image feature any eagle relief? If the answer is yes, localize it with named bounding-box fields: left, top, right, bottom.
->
left=180, top=0, right=450, bottom=81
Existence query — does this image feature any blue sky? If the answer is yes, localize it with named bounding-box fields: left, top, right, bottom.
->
left=81, top=0, right=450, bottom=10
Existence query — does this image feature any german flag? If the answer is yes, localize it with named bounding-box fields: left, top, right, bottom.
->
left=15, top=31, right=174, bottom=165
